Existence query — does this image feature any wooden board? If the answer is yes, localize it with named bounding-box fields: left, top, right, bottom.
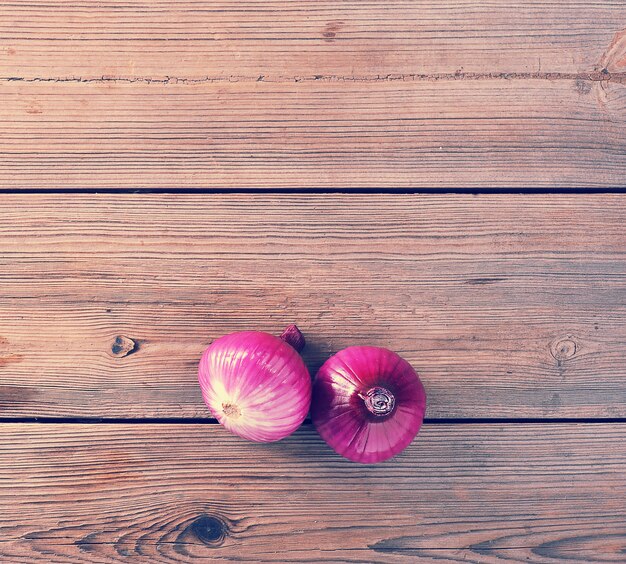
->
left=2, top=0, right=625, bottom=80
left=1, top=79, right=625, bottom=190
left=0, top=423, right=624, bottom=562
left=1, top=1, right=625, bottom=189
left=1, top=194, right=624, bottom=419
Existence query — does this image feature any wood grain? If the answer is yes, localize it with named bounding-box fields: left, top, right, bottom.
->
left=1, top=79, right=625, bottom=189
left=2, top=0, right=625, bottom=80
left=0, top=194, right=624, bottom=419
left=1, top=1, right=625, bottom=188
left=0, top=423, right=624, bottom=562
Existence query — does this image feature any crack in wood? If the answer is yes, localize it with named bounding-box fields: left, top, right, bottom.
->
left=1, top=71, right=625, bottom=84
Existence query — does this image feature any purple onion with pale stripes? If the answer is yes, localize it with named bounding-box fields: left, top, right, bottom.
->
left=311, top=346, right=426, bottom=463
left=198, top=325, right=311, bottom=442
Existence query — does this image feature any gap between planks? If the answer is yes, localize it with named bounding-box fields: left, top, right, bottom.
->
left=2, top=188, right=626, bottom=195
left=1, top=418, right=625, bottom=425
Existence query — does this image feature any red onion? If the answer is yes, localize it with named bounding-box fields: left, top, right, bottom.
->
left=311, top=346, right=426, bottom=463
left=198, top=324, right=311, bottom=442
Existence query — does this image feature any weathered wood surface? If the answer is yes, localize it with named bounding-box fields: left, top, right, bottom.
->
left=1, top=1, right=625, bottom=188
left=1, top=194, right=624, bottom=419
left=0, top=423, right=624, bottom=562
left=2, top=0, right=624, bottom=79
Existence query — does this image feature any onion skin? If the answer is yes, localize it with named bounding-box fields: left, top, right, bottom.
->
left=198, top=325, right=311, bottom=442
left=311, top=346, right=426, bottom=463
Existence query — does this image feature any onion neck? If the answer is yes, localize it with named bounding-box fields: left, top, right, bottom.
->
left=280, top=324, right=305, bottom=353
left=360, top=387, right=395, bottom=416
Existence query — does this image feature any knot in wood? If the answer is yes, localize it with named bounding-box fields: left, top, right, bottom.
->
left=550, top=337, right=577, bottom=361
left=110, top=335, right=137, bottom=357
left=189, top=514, right=228, bottom=545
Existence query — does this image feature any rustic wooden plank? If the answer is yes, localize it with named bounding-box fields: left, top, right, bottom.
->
left=0, top=194, right=624, bottom=419
left=1, top=1, right=625, bottom=189
left=1, top=0, right=625, bottom=80
left=0, top=78, right=625, bottom=189
left=0, top=423, right=624, bottom=562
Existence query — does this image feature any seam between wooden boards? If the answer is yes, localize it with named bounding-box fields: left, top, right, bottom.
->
left=1, top=418, right=625, bottom=425
left=1, top=188, right=626, bottom=194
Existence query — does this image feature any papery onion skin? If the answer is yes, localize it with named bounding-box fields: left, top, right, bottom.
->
left=198, top=325, right=311, bottom=442
left=311, top=346, right=426, bottom=464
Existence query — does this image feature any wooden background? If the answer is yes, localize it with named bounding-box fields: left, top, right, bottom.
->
left=1, top=1, right=625, bottom=562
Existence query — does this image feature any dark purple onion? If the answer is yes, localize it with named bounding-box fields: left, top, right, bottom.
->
left=311, top=346, right=426, bottom=463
